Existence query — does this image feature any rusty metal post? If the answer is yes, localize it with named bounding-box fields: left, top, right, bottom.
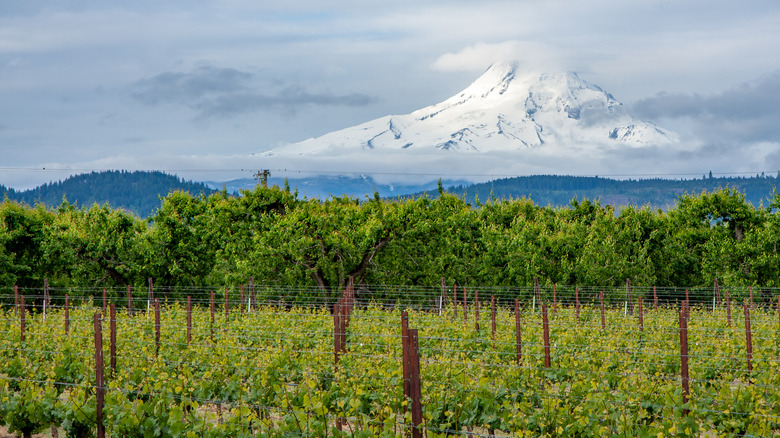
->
left=490, top=295, right=496, bottom=340
left=65, top=294, right=70, bottom=335
left=679, top=305, right=690, bottom=416
left=401, top=310, right=410, bottom=413
left=453, top=284, right=457, bottom=318
left=224, top=288, right=229, bottom=319
left=745, top=302, right=753, bottom=375
left=408, top=329, right=423, bottom=438
left=726, top=288, right=732, bottom=327
left=638, top=298, right=644, bottom=332
left=715, top=277, right=721, bottom=306
left=110, top=303, right=116, bottom=375
left=542, top=302, right=551, bottom=368
left=186, top=296, right=192, bottom=344
left=127, top=285, right=132, bottom=317
left=653, top=286, right=658, bottom=311
left=600, top=291, right=606, bottom=330
left=20, top=295, right=25, bottom=342
left=334, top=301, right=343, bottom=432
left=94, top=313, right=105, bottom=438
left=514, top=298, right=522, bottom=366
left=44, top=278, right=49, bottom=312
left=463, top=285, right=468, bottom=323
left=154, top=298, right=161, bottom=355
left=210, top=291, right=215, bottom=343
left=474, top=289, right=479, bottom=332
left=575, top=287, right=581, bottom=324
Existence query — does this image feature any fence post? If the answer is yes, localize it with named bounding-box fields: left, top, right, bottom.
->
left=408, top=329, right=423, bottom=438
left=64, top=294, right=70, bottom=335
left=679, top=303, right=690, bottom=416
left=638, top=298, right=643, bottom=332
left=127, top=285, right=132, bottom=317
left=187, top=296, right=192, bottom=344
left=110, top=303, right=116, bottom=375
left=474, top=289, right=479, bottom=332
left=440, top=277, right=446, bottom=316
left=224, top=288, right=229, bottom=319
left=401, top=311, right=410, bottom=414
left=94, top=313, right=105, bottom=438
left=249, top=277, right=255, bottom=312
left=542, top=302, right=551, bottom=368
left=453, top=284, right=457, bottom=318
left=744, top=302, right=753, bottom=375
left=210, top=291, right=215, bottom=343
left=154, top=298, right=161, bottom=355
left=463, top=285, right=468, bottom=323
left=491, top=296, right=496, bottom=340
left=726, top=289, right=732, bottom=327
left=20, top=295, right=25, bottom=343
left=534, top=277, right=540, bottom=308
left=334, top=301, right=343, bottom=432
left=515, top=298, right=522, bottom=366
left=600, top=291, right=606, bottom=331
left=653, top=286, right=658, bottom=311
left=575, top=287, right=580, bottom=324
left=44, top=278, right=49, bottom=321
left=715, top=277, right=721, bottom=307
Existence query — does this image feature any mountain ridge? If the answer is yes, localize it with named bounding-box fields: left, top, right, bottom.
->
left=258, top=63, right=677, bottom=157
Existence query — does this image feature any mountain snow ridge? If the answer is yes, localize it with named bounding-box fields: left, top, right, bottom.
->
left=257, top=63, right=676, bottom=157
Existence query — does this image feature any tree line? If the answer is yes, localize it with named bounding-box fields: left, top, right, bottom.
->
left=2, top=182, right=779, bottom=300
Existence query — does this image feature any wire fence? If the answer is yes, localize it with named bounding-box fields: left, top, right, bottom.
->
left=1, top=281, right=780, bottom=437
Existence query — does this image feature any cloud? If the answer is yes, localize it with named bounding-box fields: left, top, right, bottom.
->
left=432, top=41, right=568, bottom=73
left=194, top=86, right=376, bottom=118
left=632, top=71, right=780, bottom=143
left=131, top=65, right=376, bottom=118
left=131, top=65, right=254, bottom=106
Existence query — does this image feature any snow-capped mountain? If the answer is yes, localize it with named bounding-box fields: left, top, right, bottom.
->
left=258, top=62, right=676, bottom=157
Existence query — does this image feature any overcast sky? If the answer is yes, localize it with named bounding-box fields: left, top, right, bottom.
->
left=1, top=0, right=779, bottom=189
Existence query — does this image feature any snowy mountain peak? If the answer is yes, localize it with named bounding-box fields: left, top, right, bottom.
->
left=258, top=64, right=677, bottom=157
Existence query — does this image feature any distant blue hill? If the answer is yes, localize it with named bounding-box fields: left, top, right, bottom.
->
left=411, top=174, right=780, bottom=209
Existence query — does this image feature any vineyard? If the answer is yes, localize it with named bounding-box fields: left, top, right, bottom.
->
left=2, top=283, right=780, bottom=437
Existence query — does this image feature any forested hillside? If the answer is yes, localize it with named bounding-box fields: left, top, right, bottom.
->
left=1, top=170, right=215, bottom=217
left=416, top=174, right=780, bottom=209
left=2, top=184, right=779, bottom=298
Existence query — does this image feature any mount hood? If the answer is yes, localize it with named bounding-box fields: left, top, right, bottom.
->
left=258, top=63, right=676, bottom=157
